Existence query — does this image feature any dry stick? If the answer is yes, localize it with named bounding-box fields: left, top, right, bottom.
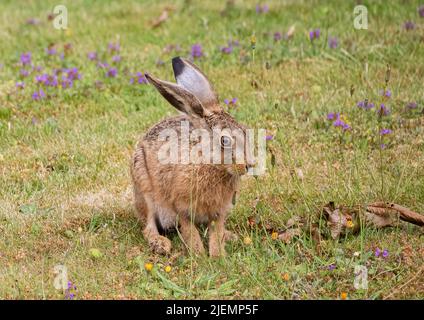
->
left=383, top=265, right=424, bottom=300
left=367, top=202, right=424, bottom=227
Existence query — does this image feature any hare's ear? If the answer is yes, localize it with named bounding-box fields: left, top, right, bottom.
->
left=172, top=57, right=220, bottom=112
left=145, top=73, right=209, bottom=118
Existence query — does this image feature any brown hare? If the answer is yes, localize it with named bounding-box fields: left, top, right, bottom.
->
left=130, top=57, right=255, bottom=257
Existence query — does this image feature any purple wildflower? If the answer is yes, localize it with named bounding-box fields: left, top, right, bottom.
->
left=64, top=43, right=72, bottom=51
left=65, top=281, right=77, bottom=300
left=35, top=73, right=48, bottom=84
left=112, top=55, right=121, bottom=63
left=375, top=247, right=381, bottom=257
left=333, top=118, right=344, bottom=127
left=382, top=249, right=389, bottom=258
left=380, top=89, right=391, bottom=98
left=46, top=47, right=57, bottom=55
left=44, top=75, right=58, bottom=87
left=406, top=102, right=417, bottom=109
left=20, top=69, right=30, bottom=77
left=61, top=77, right=73, bottom=89
left=224, top=98, right=237, bottom=106
left=378, top=103, right=390, bottom=116
left=330, top=113, right=350, bottom=131
left=191, top=44, right=203, bottom=58
left=26, top=18, right=40, bottom=25
left=274, top=32, right=282, bottom=42
left=380, top=128, right=392, bottom=136
left=16, top=81, right=25, bottom=89
left=66, top=67, right=81, bottom=81
left=87, top=52, right=97, bottom=61
left=33, top=65, right=43, bottom=72
left=380, top=144, right=386, bottom=149
left=404, top=21, right=415, bottom=30
left=130, top=72, right=148, bottom=85
left=221, top=46, right=233, bottom=54
left=327, top=264, right=336, bottom=271
left=266, top=135, right=274, bottom=141
left=315, top=29, right=320, bottom=38
left=32, top=89, right=46, bottom=101
left=419, top=5, right=424, bottom=17
left=256, top=4, right=269, bottom=13
left=342, top=123, right=350, bottom=130
left=309, top=29, right=320, bottom=41
left=97, top=61, right=109, bottom=69
left=327, top=112, right=336, bottom=120
left=328, top=37, right=339, bottom=49
left=20, top=52, right=31, bottom=66
left=221, top=40, right=239, bottom=54
left=108, top=41, right=120, bottom=53
left=106, top=67, right=117, bottom=78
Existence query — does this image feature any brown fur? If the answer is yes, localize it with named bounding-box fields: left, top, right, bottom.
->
left=130, top=58, right=252, bottom=257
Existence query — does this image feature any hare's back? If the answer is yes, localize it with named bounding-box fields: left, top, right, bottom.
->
left=143, top=115, right=193, bottom=141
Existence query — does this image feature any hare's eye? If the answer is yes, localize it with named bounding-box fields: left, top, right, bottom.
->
left=220, top=135, right=232, bottom=148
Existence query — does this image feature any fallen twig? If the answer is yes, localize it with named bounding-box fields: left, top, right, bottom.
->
left=367, top=202, right=424, bottom=227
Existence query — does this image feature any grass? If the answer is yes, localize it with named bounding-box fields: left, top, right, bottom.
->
left=0, top=0, right=423, bottom=299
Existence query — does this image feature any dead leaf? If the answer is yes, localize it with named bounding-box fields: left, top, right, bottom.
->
left=247, top=215, right=260, bottom=227
left=278, top=228, right=301, bottom=243
left=286, top=25, right=295, bottom=39
left=286, top=215, right=302, bottom=228
left=364, top=210, right=396, bottom=228
left=151, top=9, right=169, bottom=28
left=367, top=202, right=424, bottom=227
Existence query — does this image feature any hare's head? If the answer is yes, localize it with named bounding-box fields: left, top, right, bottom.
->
left=145, top=57, right=255, bottom=176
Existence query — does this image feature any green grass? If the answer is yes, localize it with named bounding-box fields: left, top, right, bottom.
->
left=0, top=0, right=423, bottom=299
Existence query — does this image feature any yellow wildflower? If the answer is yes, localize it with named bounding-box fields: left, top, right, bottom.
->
left=243, top=236, right=252, bottom=245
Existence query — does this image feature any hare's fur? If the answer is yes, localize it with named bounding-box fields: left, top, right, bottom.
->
left=130, top=57, right=251, bottom=257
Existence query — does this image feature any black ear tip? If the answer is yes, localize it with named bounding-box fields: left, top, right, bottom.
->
left=172, top=56, right=185, bottom=77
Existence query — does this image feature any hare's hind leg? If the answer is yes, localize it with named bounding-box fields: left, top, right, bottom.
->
left=142, top=195, right=172, bottom=255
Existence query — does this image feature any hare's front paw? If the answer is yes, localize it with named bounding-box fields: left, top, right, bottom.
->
left=209, top=245, right=226, bottom=258
left=149, top=235, right=172, bottom=255
left=187, top=239, right=205, bottom=256
left=224, top=230, right=238, bottom=242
